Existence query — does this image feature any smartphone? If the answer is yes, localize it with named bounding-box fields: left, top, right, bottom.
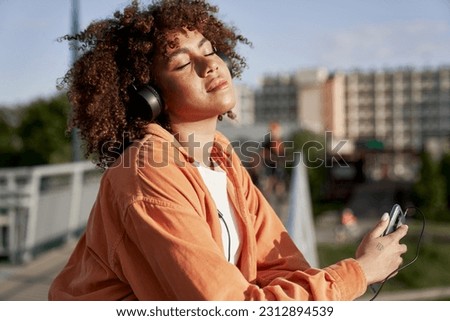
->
left=383, top=204, right=406, bottom=236
left=370, top=204, right=408, bottom=294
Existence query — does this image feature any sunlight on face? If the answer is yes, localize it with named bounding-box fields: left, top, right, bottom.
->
left=154, top=29, right=236, bottom=123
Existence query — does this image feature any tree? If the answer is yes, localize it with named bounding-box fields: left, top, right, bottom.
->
left=412, top=152, right=449, bottom=222
left=291, top=130, right=328, bottom=214
left=0, top=108, right=20, bottom=166
left=10, top=94, right=72, bottom=167
left=439, top=151, right=450, bottom=209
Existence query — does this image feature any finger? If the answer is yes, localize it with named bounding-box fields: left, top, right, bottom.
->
left=392, top=224, right=409, bottom=240
left=369, top=212, right=390, bottom=238
left=400, top=243, right=408, bottom=254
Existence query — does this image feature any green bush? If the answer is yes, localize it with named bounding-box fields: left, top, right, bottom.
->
left=317, top=220, right=450, bottom=292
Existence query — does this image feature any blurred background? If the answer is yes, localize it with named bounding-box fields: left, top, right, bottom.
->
left=1, top=0, right=450, bottom=300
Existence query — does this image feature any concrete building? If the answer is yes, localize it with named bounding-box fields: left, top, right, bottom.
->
left=344, top=66, right=450, bottom=153
left=343, top=67, right=450, bottom=180
left=295, top=68, right=329, bottom=134
left=323, top=72, right=346, bottom=139
left=254, top=73, right=298, bottom=124
left=230, top=83, right=255, bottom=126
left=251, top=65, right=450, bottom=181
left=253, top=68, right=337, bottom=138
left=254, top=66, right=450, bottom=152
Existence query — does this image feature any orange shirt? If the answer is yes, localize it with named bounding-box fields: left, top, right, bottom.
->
left=48, top=124, right=367, bottom=300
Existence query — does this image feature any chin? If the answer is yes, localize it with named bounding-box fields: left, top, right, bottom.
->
left=221, top=93, right=237, bottom=111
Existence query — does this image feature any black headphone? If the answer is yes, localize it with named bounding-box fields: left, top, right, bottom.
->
left=131, top=52, right=233, bottom=122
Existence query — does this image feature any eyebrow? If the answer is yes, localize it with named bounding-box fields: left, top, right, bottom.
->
left=167, top=37, right=210, bottom=62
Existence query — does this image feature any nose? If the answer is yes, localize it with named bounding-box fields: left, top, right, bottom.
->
left=196, top=55, right=219, bottom=77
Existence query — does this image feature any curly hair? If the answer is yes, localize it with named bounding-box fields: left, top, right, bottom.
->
left=59, top=0, right=251, bottom=169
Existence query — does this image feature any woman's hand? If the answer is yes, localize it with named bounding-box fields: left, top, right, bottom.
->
left=355, top=213, right=408, bottom=285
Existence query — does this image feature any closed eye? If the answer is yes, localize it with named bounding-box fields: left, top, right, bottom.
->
left=176, top=61, right=191, bottom=70
left=175, top=51, right=216, bottom=70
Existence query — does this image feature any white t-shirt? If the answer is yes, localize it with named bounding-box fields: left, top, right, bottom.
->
left=196, top=164, right=241, bottom=264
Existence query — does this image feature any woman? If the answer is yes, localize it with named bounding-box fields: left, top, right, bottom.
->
left=49, top=0, right=408, bottom=300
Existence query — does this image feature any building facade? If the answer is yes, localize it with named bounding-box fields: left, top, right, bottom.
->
left=344, top=67, right=450, bottom=154
left=251, top=66, right=450, bottom=181
left=254, top=73, right=298, bottom=124
left=253, top=66, right=450, bottom=152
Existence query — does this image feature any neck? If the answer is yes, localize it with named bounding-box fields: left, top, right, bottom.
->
left=170, top=118, right=218, bottom=168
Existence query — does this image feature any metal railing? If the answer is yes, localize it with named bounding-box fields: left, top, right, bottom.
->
left=0, top=161, right=101, bottom=263
left=0, top=155, right=319, bottom=267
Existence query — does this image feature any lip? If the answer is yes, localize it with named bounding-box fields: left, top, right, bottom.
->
left=206, top=78, right=229, bottom=93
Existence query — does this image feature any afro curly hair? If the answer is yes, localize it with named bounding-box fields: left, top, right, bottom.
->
left=59, top=0, right=251, bottom=169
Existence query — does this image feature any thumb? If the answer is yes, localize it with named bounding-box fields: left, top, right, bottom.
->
left=369, top=212, right=390, bottom=238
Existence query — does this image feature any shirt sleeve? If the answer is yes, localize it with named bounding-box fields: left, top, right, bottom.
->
left=113, top=156, right=367, bottom=301
left=235, top=154, right=368, bottom=300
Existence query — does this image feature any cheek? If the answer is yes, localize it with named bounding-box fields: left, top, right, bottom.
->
left=160, top=78, right=183, bottom=106
left=162, top=78, right=199, bottom=107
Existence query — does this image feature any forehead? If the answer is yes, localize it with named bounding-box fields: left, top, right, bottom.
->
left=152, top=29, right=210, bottom=70
left=163, top=29, right=205, bottom=52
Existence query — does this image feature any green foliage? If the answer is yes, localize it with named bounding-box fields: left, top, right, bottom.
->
left=0, top=94, right=72, bottom=167
left=317, top=221, right=450, bottom=292
left=290, top=130, right=328, bottom=213
left=0, top=108, right=20, bottom=166
left=440, top=152, right=450, bottom=209
left=412, top=152, right=449, bottom=222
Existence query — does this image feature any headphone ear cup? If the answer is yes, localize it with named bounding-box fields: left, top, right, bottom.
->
left=131, top=85, right=164, bottom=122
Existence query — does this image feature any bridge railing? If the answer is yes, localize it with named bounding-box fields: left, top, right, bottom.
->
left=0, top=161, right=101, bottom=263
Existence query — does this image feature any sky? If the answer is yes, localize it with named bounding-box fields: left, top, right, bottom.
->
left=1, top=0, right=450, bottom=106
